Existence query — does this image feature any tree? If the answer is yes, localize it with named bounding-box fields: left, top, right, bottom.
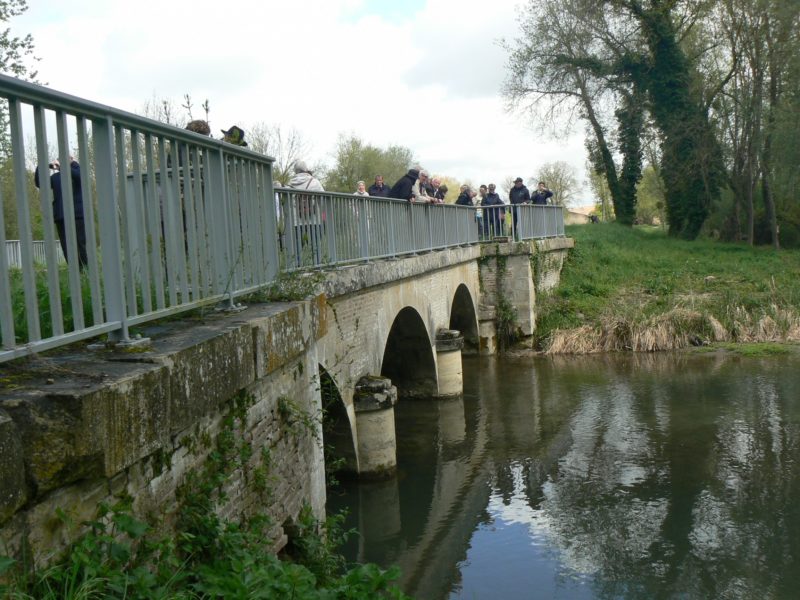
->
left=535, top=161, right=578, bottom=206
left=324, top=134, right=414, bottom=193
left=504, top=0, right=645, bottom=226
left=247, top=122, right=317, bottom=186
left=1, top=0, right=40, bottom=239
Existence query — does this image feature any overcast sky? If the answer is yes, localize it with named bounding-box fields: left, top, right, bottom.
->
left=18, top=0, right=590, bottom=199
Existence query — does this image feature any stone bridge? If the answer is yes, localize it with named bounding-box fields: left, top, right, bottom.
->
left=0, top=237, right=572, bottom=566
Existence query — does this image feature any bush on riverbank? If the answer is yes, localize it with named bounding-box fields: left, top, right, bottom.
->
left=538, top=224, right=800, bottom=353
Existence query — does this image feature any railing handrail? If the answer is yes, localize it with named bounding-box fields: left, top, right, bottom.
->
left=0, top=73, right=272, bottom=164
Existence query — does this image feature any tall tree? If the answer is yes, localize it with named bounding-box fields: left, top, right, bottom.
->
left=601, top=0, right=724, bottom=239
left=504, top=0, right=645, bottom=225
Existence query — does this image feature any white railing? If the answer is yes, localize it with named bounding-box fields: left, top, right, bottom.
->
left=5, top=240, right=66, bottom=267
left=0, top=73, right=563, bottom=363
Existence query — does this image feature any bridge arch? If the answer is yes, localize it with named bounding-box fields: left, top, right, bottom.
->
left=449, top=283, right=479, bottom=353
left=319, top=364, right=358, bottom=475
left=380, top=306, right=437, bottom=399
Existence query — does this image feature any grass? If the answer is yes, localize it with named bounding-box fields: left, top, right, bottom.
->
left=537, top=223, right=800, bottom=353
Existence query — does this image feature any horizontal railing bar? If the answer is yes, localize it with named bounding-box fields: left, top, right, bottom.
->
left=0, top=322, right=122, bottom=362
left=0, top=73, right=274, bottom=164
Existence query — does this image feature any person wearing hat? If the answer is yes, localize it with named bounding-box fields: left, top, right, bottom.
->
left=221, top=125, right=248, bottom=147
left=508, top=177, right=531, bottom=239
left=389, top=167, right=420, bottom=202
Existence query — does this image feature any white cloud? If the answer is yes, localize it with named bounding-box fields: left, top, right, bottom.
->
left=18, top=0, right=591, bottom=199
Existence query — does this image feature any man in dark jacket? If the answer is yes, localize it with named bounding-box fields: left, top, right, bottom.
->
left=455, top=185, right=474, bottom=206
left=389, top=168, right=419, bottom=201
left=482, top=183, right=505, bottom=238
left=532, top=181, right=553, bottom=205
left=34, top=158, right=88, bottom=267
left=368, top=175, right=391, bottom=197
left=508, top=177, right=531, bottom=239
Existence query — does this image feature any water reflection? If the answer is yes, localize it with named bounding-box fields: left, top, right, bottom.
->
left=327, top=353, right=800, bottom=599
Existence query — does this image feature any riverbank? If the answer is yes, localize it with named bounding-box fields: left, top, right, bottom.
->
left=535, top=224, right=800, bottom=353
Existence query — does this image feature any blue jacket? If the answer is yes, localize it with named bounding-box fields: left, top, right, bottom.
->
left=532, top=189, right=553, bottom=205
left=368, top=183, right=391, bottom=197
left=509, top=184, right=530, bottom=205
left=34, top=161, right=84, bottom=221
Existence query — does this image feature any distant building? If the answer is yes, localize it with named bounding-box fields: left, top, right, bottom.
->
left=564, top=204, right=596, bottom=225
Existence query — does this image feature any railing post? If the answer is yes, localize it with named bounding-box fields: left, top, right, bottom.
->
left=93, top=116, right=129, bottom=342
left=205, top=148, right=234, bottom=306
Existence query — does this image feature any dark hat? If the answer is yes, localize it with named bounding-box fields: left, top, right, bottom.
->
left=221, top=125, right=247, bottom=146
left=514, top=177, right=523, bottom=183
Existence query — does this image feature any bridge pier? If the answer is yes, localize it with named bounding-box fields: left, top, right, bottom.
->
left=353, top=376, right=398, bottom=478
left=435, top=329, right=464, bottom=399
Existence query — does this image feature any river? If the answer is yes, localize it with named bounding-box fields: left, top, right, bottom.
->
left=326, top=352, right=800, bottom=599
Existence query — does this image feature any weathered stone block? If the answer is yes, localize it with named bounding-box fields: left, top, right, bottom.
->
left=0, top=409, right=27, bottom=524
left=143, top=321, right=256, bottom=435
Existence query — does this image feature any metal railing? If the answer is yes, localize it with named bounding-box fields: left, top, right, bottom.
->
left=5, top=240, right=66, bottom=267
left=0, top=74, right=563, bottom=363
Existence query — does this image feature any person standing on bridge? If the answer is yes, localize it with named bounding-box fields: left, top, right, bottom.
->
left=389, top=167, right=420, bottom=202
left=368, top=175, right=391, bottom=197
left=482, top=183, right=505, bottom=238
left=288, top=160, right=325, bottom=266
left=34, top=157, right=88, bottom=268
left=509, top=177, right=531, bottom=240
left=532, top=181, right=553, bottom=205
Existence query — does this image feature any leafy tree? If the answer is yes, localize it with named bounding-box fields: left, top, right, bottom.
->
left=324, top=134, right=414, bottom=193
left=504, top=0, right=645, bottom=226
left=1, top=0, right=40, bottom=238
left=535, top=161, right=578, bottom=206
left=247, top=122, right=317, bottom=186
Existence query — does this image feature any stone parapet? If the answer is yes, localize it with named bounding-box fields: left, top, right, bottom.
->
left=0, top=297, right=327, bottom=567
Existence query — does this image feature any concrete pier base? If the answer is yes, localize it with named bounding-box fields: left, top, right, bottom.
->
left=435, top=329, right=464, bottom=399
left=353, top=376, right=398, bottom=478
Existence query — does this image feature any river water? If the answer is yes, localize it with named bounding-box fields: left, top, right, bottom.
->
left=326, top=352, right=800, bottom=599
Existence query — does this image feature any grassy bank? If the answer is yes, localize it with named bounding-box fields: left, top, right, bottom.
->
left=536, top=224, right=800, bottom=353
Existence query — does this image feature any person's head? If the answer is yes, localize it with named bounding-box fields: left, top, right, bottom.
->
left=357, top=180, right=366, bottom=193
left=221, top=125, right=247, bottom=146
left=461, top=185, right=471, bottom=195
left=294, top=160, right=312, bottom=175
left=470, top=190, right=478, bottom=198
left=479, top=184, right=487, bottom=195
left=538, top=181, right=546, bottom=190
left=418, top=169, right=429, bottom=184
left=514, top=177, right=524, bottom=188
left=439, top=184, right=448, bottom=196
left=374, top=175, right=384, bottom=186
left=186, top=120, right=211, bottom=136
left=488, top=183, right=496, bottom=193
left=432, top=177, right=441, bottom=188
left=460, top=184, right=468, bottom=193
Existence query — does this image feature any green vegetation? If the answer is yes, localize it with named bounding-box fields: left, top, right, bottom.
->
left=537, top=224, right=800, bottom=353
left=0, top=395, right=408, bottom=599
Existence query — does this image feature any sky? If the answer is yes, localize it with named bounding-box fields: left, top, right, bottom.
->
left=17, top=0, right=591, bottom=201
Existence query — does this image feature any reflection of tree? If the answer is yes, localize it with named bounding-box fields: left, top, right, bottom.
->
left=523, top=355, right=800, bottom=599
